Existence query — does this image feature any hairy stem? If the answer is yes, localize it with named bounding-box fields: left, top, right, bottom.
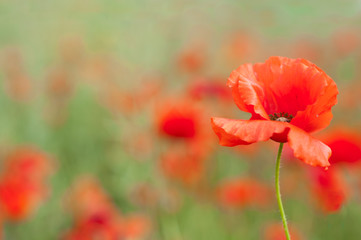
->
left=275, top=143, right=291, bottom=240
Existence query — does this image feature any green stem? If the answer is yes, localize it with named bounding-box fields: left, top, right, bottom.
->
left=275, top=143, right=291, bottom=240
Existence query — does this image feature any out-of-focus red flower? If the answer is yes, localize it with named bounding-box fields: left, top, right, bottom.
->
left=156, top=99, right=213, bottom=185
left=130, top=183, right=158, bottom=208
left=120, top=214, right=150, bottom=239
left=1, top=47, right=32, bottom=102
left=307, top=166, right=348, bottom=212
left=65, top=177, right=115, bottom=220
left=283, top=128, right=361, bottom=212
left=160, top=111, right=196, bottom=139
left=44, top=66, right=74, bottom=126
left=124, top=132, right=154, bottom=161
left=133, top=76, right=163, bottom=105
left=0, top=177, right=41, bottom=221
left=177, top=45, right=205, bottom=73
left=306, top=128, right=361, bottom=212
left=222, top=32, right=257, bottom=64
left=322, top=128, right=361, bottom=165
left=332, top=29, right=360, bottom=56
left=290, top=38, right=323, bottom=63
left=188, top=77, right=232, bottom=102
left=211, top=56, right=338, bottom=167
left=0, top=148, right=53, bottom=221
left=161, top=146, right=205, bottom=185
left=63, top=177, right=150, bottom=240
left=58, top=35, right=85, bottom=66
left=263, top=223, right=303, bottom=240
left=101, top=76, right=162, bottom=116
left=216, top=178, right=271, bottom=208
left=64, top=211, right=122, bottom=240
left=80, top=55, right=116, bottom=85
left=157, top=102, right=198, bottom=139
left=339, top=82, right=361, bottom=110
left=156, top=99, right=211, bottom=146
left=46, top=66, right=73, bottom=100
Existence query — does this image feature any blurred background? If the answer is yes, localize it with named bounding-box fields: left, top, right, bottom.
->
left=0, top=0, right=361, bottom=239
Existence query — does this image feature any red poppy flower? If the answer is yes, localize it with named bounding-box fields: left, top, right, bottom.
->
left=157, top=103, right=197, bottom=139
left=156, top=99, right=213, bottom=153
left=161, top=146, right=205, bottom=185
left=64, top=177, right=150, bottom=240
left=65, top=177, right=115, bottom=219
left=156, top=99, right=214, bottom=185
left=3, top=148, right=52, bottom=181
left=216, top=178, right=271, bottom=208
left=119, top=214, right=150, bottom=240
left=339, top=82, right=361, bottom=110
left=282, top=128, right=359, bottom=212
left=290, top=38, right=323, bottom=63
left=222, top=31, right=257, bottom=65
left=263, top=223, right=303, bottom=240
left=332, top=28, right=360, bottom=56
left=63, top=178, right=118, bottom=240
left=304, top=128, right=361, bottom=212
left=307, top=166, right=348, bottom=212
left=322, top=128, right=361, bottom=165
left=188, top=77, right=232, bottom=102
left=63, top=211, right=121, bottom=240
left=211, top=56, right=338, bottom=167
left=130, top=183, right=158, bottom=209
left=0, top=148, right=53, bottom=221
left=177, top=45, right=205, bottom=73
left=2, top=47, right=33, bottom=102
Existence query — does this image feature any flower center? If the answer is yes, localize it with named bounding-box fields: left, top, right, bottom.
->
left=268, top=112, right=294, bottom=123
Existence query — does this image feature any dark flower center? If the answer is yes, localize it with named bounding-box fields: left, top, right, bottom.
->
left=268, top=112, right=294, bottom=123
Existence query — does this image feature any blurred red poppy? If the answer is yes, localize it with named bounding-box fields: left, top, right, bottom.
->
left=307, top=166, right=348, bottom=212
left=332, top=28, right=361, bottom=56
left=63, top=211, right=121, bottom=240
left=161, top=146, right=205, bottom=185
left=46, top=66, right=73, bottom=100
left=216, top=178, right=271, bottom=208
left=58, top=35, right=85, bottom=65
left=264, top=223, right=303, bottom=240
left=177, top=45, right=205, bottom=73
left=1, top=47, right=32, bottom=102
left=306, top=128, right=361, bottom=212
left=282, top=128, right=361, bottom=212
left=0, top=148, right=53, bottom=221
left=188, top=77, right=232, bottom=102
left=64, top=177, right=150, bottom=240
left=156, top=99, right=212, bottom=152
left=222, top=31, right=257, bottom=65
left=290, top=38, right=323, bottom=63
left=211, top=56, right=338, bottom=167
left=156, top=99, right=213, bottom=185
left=157, top=100, right=201, bottom=140
left=322, top=128, right=361, bottom=165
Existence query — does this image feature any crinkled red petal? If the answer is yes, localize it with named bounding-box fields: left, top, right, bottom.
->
left=211, top=118, right=331, bottom=167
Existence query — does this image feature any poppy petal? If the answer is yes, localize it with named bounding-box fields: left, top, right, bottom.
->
left=287, top=126, right=331, bottom=167
left=211, top=118, right=331, bottom=167
left=211, top=118, right=289, bottom=146
left=227, top=64, right=269, bottom=120
left=291, top=78, right=338, bottom=133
